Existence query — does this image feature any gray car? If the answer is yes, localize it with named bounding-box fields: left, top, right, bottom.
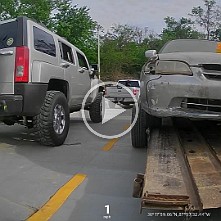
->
left=131, top=39, right=221, bottom=148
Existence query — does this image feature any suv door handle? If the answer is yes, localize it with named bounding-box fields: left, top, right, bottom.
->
left=78, top=67, right=87, bottom=73
left=60, top=62, right=70, bottom=68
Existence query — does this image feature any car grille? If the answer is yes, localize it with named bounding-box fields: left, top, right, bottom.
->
left=181, top=98, right=221, bottom=112
left=202, top=64, right=221, bottom=80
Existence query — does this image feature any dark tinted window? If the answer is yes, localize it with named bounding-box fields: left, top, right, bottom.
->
left=0, top=21, right=18, bottom=49
left=33, top=27, right=56, bottom=57
left=118, top=80, right=139, bottom=87
left=77, top=52, right=89, bottom=69
left=59, top=42, right=74, bottom=63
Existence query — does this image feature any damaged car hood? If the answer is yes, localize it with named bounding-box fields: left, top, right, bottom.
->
left=159, top=52, right=221, bottom=65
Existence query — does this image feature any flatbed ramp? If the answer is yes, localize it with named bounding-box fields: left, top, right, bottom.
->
left=135, top=118, right=221, bottom=212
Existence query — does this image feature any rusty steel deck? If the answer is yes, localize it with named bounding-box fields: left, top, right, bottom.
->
left=140, top=118, right=221, bottom=212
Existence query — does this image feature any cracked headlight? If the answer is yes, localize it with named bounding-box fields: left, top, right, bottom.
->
left=156, top=60, right=192, bottom=75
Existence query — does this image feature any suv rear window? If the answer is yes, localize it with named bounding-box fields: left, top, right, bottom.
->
left=0, top=21, right=18, bottom=49
left=118, top=80, right=140, bottom=87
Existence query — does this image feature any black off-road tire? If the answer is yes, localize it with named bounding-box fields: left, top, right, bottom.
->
left=33, top=91, right=70, bottom=146
left=89, top=92, right=103, bottom=123
left=131, top=106, right=147, bottom=148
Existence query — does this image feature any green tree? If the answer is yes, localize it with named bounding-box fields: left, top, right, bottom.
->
left=0, top=0, right=98, bottom=62
left=0, top=0, right=54, bottom=26
left=161, top=16, right=202, bottom=41
left=100, top=25, right=147, bottom=79
left=190, top=0, right=221, bottom=39
left=52, top=0, right=97, bottom=62
left=210, top=28, right=221, bottom=40
left=142, top=17, right=203, bottom=53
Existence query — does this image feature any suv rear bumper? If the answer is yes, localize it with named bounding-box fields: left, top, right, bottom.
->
left=0, top=95, right=23, bottom=116
left=0, top=83, right=48, bottom=116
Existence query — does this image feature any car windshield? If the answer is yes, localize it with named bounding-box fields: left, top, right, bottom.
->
left=0, top=21, right=18, bottom=49
left=160, top=39, right=219, bottom=54
left=118, top=80, right=139, bottom=87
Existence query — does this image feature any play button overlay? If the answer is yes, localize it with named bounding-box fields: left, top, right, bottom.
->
left=81, top=81, right=139, bottom=139
left=102, top=97, right=126, bottom=124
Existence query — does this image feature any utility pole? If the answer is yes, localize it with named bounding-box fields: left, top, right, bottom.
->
left=97, top=26, right=101, bottom=80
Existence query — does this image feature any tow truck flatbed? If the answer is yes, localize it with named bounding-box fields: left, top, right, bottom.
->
left=133, top=118, right=221, bottom=212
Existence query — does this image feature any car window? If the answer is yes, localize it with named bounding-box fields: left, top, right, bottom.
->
left=0, top=21, right=18, bottom=49
left=59, top=42, right=75, bottom=64
left=33, top=26, right=56, bottom=57
left=160, top=39, right=218, bottom=54
left=118, top=80, right=139, bottom=87
left=129, top=81, right=139, bottom=87
left=77, top=52, right=89, bottom=69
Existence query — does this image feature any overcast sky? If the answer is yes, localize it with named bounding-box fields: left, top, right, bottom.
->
left=74, top=0, right=221, bottom=34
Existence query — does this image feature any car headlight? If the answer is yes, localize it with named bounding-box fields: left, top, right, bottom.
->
left=155, top=60, right=192, bottom=75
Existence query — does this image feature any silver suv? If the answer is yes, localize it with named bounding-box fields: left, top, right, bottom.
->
left=0, top=16, right=104, bottom=146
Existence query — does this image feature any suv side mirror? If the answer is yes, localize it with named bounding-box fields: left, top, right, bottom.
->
left=90, top=64, right=99, bottom=78
left=91, top=64, right=98, bottom=71
left=89, top=64, right=98, bottom=78
left=145, top=50, right=157, bottom=58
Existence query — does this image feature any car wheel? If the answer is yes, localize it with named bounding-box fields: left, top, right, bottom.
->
left=131, top=106, right=162, bottom=148
left=33, top=91, right=70, bottom=146
left=131, top=106, right=148, bottom=148
left=89, top=92, right=103, bottom=123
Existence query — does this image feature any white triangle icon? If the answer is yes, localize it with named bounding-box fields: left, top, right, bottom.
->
left=102, top=97, right=126, bottom=124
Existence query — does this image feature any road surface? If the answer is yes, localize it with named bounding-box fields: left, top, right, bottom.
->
left=0, top=108, right=220, bottom=221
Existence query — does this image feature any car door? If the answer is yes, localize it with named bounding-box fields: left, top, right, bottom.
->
left=75, top=51, right=91, bottom=103
left=58, top=41, right=82, bottom=106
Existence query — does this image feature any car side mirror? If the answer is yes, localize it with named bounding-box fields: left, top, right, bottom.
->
left=90, top=64, right=98, bottom=78
left=145, top=50, right=157, bottom=58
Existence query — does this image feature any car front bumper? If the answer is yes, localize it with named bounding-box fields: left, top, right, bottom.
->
left=142, top=69, right=221, bottom=120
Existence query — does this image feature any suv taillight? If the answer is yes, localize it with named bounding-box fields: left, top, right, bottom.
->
left=14, top=46, right=29, bottom=82
left=133, top=88, right=139, bottom=95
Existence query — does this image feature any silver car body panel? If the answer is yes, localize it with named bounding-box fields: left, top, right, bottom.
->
left=141, top=42, right=221, bottom=120
left=27, top=20, right=93, bottom=107
left=0, top=47, right=16, bottom=94
left=159, top=52, right=221, bottom=66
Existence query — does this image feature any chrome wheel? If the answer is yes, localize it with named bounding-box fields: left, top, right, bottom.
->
left=53, top=104, right=65, bottom=134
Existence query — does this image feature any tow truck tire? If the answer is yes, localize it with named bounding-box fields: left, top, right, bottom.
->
left=33, top=91, right=70, bottom=146
left=89, top=92, right=103, bottom=123
left=131, top=106, right=147, bottom=148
